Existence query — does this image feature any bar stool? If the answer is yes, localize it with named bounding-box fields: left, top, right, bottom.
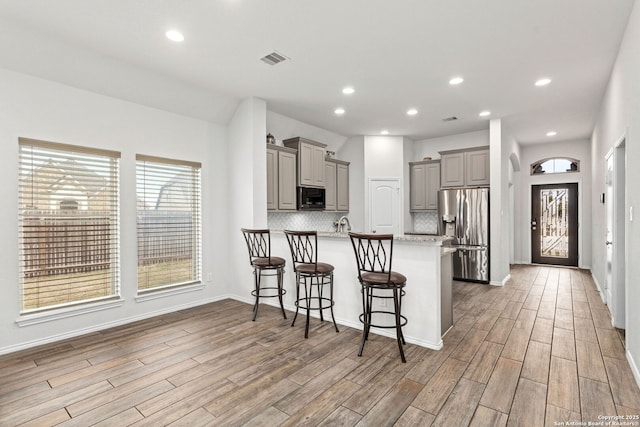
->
left=240, top=228, right=287, bottom=321
left=348, top=232, right=408, bottom=362
left=284, top=230, right=339, bottom=338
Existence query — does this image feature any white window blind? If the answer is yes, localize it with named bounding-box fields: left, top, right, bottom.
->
left=18, top=138, right=121, bottom=312
left=136, top=155, right=201, bottom=291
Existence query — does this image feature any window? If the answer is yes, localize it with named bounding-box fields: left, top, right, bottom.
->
left=136, top=155, right=201, bottom=292
left=531, top=158, right=579, bottom=175
left=18, top=138, right=120, bottom=312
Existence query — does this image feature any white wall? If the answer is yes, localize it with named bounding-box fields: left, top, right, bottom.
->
left=489, top=119, right=511, bottom=284
left=500, top=125, right=519, bottom=276
left=266, top=110, right=348, bottom=153
left=227, top=97, right=268, bottom=301
left=510, top=140, right=522, bottom=264
left=364, top=136, right=405, bottom=177
left=413, top=129, right=489, bottom=161
left=338, top=136, right=365, bottom=232
left=403, top=137, right=414, bottom=232
left=364, top=136, right=405, bottom=232
left=518, top=139, right=592, bottom=268
left=591, top=0, right=640, bottom=384
left=0, top=68, right=229, bottom=353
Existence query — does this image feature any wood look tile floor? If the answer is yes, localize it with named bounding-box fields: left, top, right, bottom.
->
left=1, top=265, right=639, bottom=426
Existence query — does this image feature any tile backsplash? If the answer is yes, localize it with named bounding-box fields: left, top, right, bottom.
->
left=268, top=211, right=345, bottom=232
left=268, top=211, right=439, bottom=234
left=412, top=212, right=439, bottom=234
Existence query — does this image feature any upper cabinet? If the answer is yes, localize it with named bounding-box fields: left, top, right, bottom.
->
left=440, top=152, right=465, bottom=187
left=283, top=137, right=326, bottom=188
left=465, top=149, right=490, bottom=186
left=440, top=146, right=490, bottom=187
left=325, top=158, right=350, bottom=212
left=324, top=161, right=337, bottom=211
left=266, top=148, right=278, bottom=210
left=410, top=160, right=440, bottom=211
left=336, top=162, right=349, bottom=211
left=266, top=144, right=297, bottom=211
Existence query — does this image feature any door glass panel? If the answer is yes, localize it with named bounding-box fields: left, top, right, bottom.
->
left=540, top=188, right=569, bottom=258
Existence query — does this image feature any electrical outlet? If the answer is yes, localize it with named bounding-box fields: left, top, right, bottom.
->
left=206, top=272, right=213, bottom=282
left=378, top=298, right=387, bottom=308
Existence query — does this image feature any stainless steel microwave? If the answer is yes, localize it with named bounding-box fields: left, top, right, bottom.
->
left=297, top=186, right=325, bottom=210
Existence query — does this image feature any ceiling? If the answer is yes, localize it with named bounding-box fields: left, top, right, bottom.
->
left=0, top=0, right=634, bottom=144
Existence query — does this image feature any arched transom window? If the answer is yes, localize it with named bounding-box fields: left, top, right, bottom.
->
left=531, top=158, right=579, bottom=175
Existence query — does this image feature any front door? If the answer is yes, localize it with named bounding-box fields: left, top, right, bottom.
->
left=531, top=183, right=578, bottom=266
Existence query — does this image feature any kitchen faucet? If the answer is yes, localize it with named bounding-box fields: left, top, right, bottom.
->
left=335, top=216, right=352, bottom=233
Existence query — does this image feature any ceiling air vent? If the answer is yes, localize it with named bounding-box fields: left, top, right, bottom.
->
left=442, top=116, right=458, bottom=122
left=260, top=51, right=289, bottom=66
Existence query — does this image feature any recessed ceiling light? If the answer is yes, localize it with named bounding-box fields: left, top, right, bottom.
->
left=535, top=78, right=551, bottom=86
left=342, top=87, right=355, bottom=95
left=546, top=131, right=557, bottom=137
left=407, top=108, right=418, bottom=116
left=449, top=77, right=464, bottom=85
left=479, top=111, right=491, bottom=117
left=381, top=130, right=389, bottom=135
left=166, top=30, right=184, bottom=42
left=334, top=108, right=345, bottom=115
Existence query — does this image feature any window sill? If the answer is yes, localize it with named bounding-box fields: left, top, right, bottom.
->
left=135, top=282, right=204, bottom=303
left=17, top=299, right=125, bottom=327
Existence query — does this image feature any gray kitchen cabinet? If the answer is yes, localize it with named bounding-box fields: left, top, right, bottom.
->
left=336, top=162, right=349, bottom=211
left=324, top=158, right=350, bottom=212
left=278, top=150, right=297, bottom=210
left=410, top=160, right=440, bottom=211
left=266, top=145, right=297, bottom=211
left=439, top=146, right=490, bottom=187
left=324, top=161, right=337, bottom=211
left=283, top=137, right=327, bottom=188
left=465, top=149, right=490, bottom=186
left=266, top=148, right=278, bottom=210
left=440, top=152, right=465, bottom=187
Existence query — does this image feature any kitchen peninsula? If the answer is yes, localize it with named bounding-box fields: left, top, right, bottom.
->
left=269, top=232, right=454, bottom=350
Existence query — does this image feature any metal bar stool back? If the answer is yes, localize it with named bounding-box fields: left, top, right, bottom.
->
left=240, top=228, right=287, bottom=321
left=284, top=230, right=339, bottom=338
left=348, top=232, right=408, bottom=362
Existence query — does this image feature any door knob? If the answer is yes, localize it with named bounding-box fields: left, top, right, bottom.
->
left=606, top=241, right=612, bottom=245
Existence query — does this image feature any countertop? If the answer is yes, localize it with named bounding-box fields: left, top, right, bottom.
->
left=273, top=230, right=453, bottom=245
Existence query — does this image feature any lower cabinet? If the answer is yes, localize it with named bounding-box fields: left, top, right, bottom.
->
left=410, top=160, right=440, bottom=211
left=325, top=158, right=349, bottom=212
left=266, top=145, right=297, bottom=211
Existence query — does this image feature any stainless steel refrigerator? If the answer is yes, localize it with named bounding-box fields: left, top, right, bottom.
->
left=438, top=187, right=490, bottom=283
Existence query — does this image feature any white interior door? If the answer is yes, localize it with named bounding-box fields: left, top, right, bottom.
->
left=605, top=151, right=614, bottom=305
left=605, top=140, right=627, bottom=329
left=369, top=178, right=401, bottom=234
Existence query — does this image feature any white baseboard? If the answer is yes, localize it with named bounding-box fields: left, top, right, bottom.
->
left=627, top=349, right=640, bottom=392
left=590, top=272, right=607, bottom=304
left=0, top=295, right=231, bottom=356
left=490, top=274, right=511, bottom=287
